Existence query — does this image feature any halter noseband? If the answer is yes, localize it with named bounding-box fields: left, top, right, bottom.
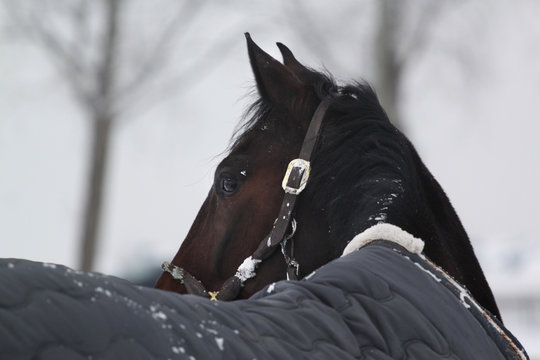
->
left=161, top=97, right=331, bottom=301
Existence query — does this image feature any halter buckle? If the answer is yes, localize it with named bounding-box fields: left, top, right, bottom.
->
left=282, top=159, right=311, bottom=195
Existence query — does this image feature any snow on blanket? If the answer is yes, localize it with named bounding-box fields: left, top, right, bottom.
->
left=0, top=241, right=528, bottom=359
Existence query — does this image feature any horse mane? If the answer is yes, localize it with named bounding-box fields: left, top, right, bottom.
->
left=229, top=68, right=391, bottom=153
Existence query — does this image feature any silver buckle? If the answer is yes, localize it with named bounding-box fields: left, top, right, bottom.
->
left=282, top=159, right=311, bottom=195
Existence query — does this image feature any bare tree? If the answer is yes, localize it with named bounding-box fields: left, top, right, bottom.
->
left=375, top=0, right=448, bottom=130
left=282, top=0, right=449, bottom=131
left=2, top=0, right=238, bottom=271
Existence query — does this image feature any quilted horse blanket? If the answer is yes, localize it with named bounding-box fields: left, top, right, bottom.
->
left=0, top=236, right=528, bottom=359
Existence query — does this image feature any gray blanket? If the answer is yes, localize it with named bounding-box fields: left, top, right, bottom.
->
left=0, top=241, right=528, bottom=359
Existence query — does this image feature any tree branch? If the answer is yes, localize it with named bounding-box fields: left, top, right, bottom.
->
left=115, top=1, right=206, bottom=103
left=93, top=0, right=121, bottom=118
left=115, top=28, right=240, bottom=121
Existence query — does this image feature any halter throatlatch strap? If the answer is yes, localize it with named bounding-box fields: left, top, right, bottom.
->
left=161, top=97, right=331, bottom=300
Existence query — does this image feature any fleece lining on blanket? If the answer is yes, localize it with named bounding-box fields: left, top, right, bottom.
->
left=342, top=223, right=425, bottom=256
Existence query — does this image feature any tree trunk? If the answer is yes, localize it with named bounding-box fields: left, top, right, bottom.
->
left=375, top=0, right=402, bottom=130
left=79, top=0, right=120, bottom=271
left=80, top=116, right=113, bottom=271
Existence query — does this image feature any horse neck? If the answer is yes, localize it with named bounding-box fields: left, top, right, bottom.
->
left=307, top=132, right=500, bottom=320
left=395, top=148, right=501, bottom=320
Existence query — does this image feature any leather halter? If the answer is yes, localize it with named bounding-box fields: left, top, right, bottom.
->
left=161, top=97, right=331, bottom=301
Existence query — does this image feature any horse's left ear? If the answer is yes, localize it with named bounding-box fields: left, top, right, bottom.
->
left=245, top=33, right=303, bottom=108
left=276, top=42, right=313, bottom=84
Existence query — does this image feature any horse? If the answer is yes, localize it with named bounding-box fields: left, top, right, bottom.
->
left=155, top=33, right=501, bottom=321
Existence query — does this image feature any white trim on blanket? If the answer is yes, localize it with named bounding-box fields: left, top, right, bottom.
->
left=342, top=223, right=425, bottom=256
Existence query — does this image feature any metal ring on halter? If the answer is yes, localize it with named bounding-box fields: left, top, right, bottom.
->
left=272, top=217, right=297, bottom=241
left=285, top=218, right=297, bottom=241
left=281, top=218, right=298, bottom=263
left=280, top=218, right=297, bottom=257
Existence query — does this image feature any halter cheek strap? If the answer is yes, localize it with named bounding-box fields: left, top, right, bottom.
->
left=161, top=97, right=331, bottom=300
left=252, top=97, right=331, bottom=279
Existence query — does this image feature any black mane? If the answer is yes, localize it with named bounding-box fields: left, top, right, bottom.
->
left=230, top=68, right=390, bottom=153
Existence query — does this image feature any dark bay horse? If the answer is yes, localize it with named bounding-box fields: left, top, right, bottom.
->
left=155, top=33, right=501, bottom=320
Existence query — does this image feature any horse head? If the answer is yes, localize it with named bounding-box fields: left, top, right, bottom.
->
left=155, top=34, right=501, bottom=320
left=155, top=34, right=325, bottom=299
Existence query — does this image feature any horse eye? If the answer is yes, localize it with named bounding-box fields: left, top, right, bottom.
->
left=220, top=176, right=238, bottom=195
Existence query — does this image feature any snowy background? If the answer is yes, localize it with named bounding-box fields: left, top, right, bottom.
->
left=1, top=1, right=539, bottom=356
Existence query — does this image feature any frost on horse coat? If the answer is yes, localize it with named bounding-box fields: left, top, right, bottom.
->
left=0, top=238, right=527, bottom=359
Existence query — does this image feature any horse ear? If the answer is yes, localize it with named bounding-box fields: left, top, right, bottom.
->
left=245, top=33, right=303, bottom=107
left=276, top=42, right=312, bottom=83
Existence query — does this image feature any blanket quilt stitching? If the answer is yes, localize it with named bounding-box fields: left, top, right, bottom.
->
left=0, top=244, right=528, bottom=360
